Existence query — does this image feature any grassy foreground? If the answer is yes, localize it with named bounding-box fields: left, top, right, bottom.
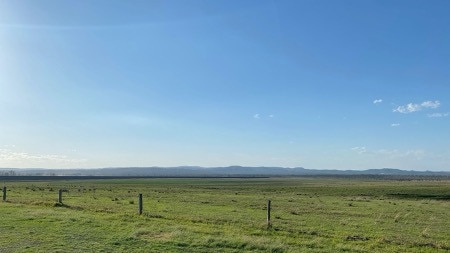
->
left=0, top=177, right=449, bottom=252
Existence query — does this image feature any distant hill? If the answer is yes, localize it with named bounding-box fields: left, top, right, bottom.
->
left=1, top=166, right=449, bottom=177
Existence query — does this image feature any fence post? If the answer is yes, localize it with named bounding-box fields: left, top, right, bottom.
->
left=58, top=189, right=63, bottom=203
left=267, top=199, right=271, bottom=228
left=138, top=193, right=143, bottom=215
left=2, top=186, right=6, bottom=201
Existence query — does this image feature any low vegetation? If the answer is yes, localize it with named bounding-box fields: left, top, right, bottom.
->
left=1, top=177, right=449, bottom=252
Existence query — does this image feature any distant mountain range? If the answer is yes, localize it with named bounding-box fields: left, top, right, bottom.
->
left=1, top=166, right=450, bottom=177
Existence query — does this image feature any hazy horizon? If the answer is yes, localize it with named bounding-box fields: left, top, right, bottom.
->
left=1, top=1, right=450, bottom=171
left=1, top=165, right=449, bottom=173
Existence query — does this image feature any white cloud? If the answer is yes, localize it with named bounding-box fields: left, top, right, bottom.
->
left=0, top=149, right=86, bottom=166
left=253, top=114, right=274, bottom=120
left=391, top=123, right=400, bottom=127
left=351, top=147, right=425, bottom=160
left=393, top=103, right=420, bottom=113
left=351, top=147, right=367, bottom=154
left=421, top=101, right=441, bottom=108
left=373, top=99, right=383, bottom=104
left=427, top=112, right=448, bottom=118
left=377, top=149, right=425, bottom=160
left=393, top=100, right=440, bottom=113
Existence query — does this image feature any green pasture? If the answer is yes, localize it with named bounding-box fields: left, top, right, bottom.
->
left=0, top=177, right=449, bottom=252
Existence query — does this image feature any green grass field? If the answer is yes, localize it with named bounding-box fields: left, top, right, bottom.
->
left=1, top=177, right=449, bottom=252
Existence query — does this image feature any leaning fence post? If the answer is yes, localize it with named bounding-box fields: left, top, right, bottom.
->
left=267, top=199, right=271, bottom=228
left=58, top=189, right=63, bottom=203
left=138, top=193, right=143, bottom=215
left=2, top=186, right=6, bottom=201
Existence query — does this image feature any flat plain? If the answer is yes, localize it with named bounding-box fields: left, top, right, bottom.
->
left=1, top=177, right=449, bottom=252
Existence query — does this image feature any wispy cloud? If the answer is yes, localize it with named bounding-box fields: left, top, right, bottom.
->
left=393, top=100, right=440, bottom=114
left=0, top=149, right=86, bottom=165
left=421, top=101, right=440, bottom=108
left=376, top=149, right=425, bottom=160
left=391, top=123, right=400, bottom=127
left=351, top=147, right=425, bottom=160
left=254, top=114, right=274, bottom=119
left=427, top=112, right=448, bottom=118
left=351, top=147, right=367, bottom=154
left=373, top=99, right=383, bottom=104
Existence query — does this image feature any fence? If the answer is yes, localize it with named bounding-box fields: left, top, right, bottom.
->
left=1, top=185, right=274, bottom=228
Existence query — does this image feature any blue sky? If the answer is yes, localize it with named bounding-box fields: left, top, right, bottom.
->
left=1, top=0, right=450, bottom=170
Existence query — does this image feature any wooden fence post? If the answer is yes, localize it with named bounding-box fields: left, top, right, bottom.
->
left=138, top=193, right=143, bottom=215
left=2, top=186, right=6, bottom=201
left=58, top=189, right=63, bottom=203
left=267, top=199, right=271, bottom=228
